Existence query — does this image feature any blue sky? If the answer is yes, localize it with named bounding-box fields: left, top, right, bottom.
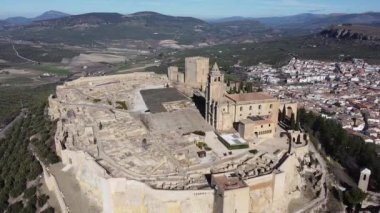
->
left=1, top=0, right=380, bottom=19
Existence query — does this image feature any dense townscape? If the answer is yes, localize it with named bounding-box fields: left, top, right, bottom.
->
left=246, top=58, right=380, bottom=144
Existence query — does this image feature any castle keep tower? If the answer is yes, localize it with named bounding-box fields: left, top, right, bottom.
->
left=185, top=57, right=209, bottom=91
left=205, top=63, right=225, bottom=129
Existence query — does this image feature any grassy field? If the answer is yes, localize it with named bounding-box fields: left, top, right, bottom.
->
left=2, top=77, right=35, bottom=84
left=27, top=64, right=70, bottom=76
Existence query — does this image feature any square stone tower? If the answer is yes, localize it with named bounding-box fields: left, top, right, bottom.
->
left=185, top=57, right=209, bottom=91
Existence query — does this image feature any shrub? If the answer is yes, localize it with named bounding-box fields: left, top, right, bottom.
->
left=343, top=187, right=367, bottom=207
left=249, top=149, right=258, bottom=154
left=115, top=101, right=128, bottom=110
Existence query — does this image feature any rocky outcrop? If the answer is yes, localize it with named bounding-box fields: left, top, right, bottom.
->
left=321, top=24, right=380, bottom=42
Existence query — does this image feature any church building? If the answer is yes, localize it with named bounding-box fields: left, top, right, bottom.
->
left=168, top=57, right=298, bottom=140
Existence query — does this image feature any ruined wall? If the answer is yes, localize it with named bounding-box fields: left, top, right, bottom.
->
left=168, top=66, right=179, bottom=82
left=221, top=187, right=250, bottom=213
left=245, top=174, right=274, bottom=213
left=59, top=149, right=215, bottom=213
left=106, top=179, right=214, bottom=213
left=178, top=72, right=185, bottom=84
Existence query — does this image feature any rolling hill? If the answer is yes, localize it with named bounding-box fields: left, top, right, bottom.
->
left=0, top=10, right=70, bottom=27
left=1, top=11, right=269, bottom=45
left=2, top=11, right=380, bottom=46
left=215, top=12, right=380, bottom=36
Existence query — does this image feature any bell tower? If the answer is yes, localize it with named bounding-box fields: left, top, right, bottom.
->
left=205, top=63, right=225, bottom=128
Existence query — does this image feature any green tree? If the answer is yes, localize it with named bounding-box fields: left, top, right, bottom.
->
left=7, top=201, right=23, bottom=213
left=297, top=107, right=380, bottom=191
left=343, top=187, right=367, bottom=207
left=23, top=186, right=36, bottom=199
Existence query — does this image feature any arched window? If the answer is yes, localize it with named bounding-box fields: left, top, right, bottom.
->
left=240, top=106, right=243, bottom=111
left=249, top=106, right=252, bottom=110
left=270, top=104, right=273, bottom=109
left=258, top=105, right=262, bottom=110
left=363, top=174, right=367, bottom=181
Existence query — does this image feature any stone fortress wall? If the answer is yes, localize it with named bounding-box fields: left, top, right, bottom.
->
left=56, top=144, right=303, bottom=213
left=41, top=162, right=69, bottom=213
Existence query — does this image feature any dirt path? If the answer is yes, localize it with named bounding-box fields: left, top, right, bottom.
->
left=12, top=43, right=38, bottom=64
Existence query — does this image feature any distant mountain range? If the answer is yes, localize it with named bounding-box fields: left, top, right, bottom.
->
left=1, top=11, right=380, bottom=45
left=0, top=10, right=69, bottom=27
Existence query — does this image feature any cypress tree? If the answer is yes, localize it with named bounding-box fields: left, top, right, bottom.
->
left=290, top=113, right=296, bottom=130
left=281, top=105, right=286, bottom=122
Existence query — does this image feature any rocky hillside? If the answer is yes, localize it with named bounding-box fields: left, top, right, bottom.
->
left=321, top=24, right=380, bottom=41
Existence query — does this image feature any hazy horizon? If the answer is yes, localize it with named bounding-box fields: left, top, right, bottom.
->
left=1, top=0, right=380, bottom=19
